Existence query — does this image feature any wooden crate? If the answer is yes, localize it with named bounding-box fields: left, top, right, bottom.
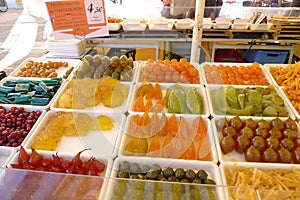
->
left=269, top=17, right=300, bottom=39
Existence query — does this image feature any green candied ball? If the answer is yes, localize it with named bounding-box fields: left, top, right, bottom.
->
left=145, top=170, right=159, bottom=180
left=140, top=164, right=151, bottom=175
left=119, top=55, right=129, bottom=67
left=157, top=174, right=168, bottom=181
left=110, top=56, right=121, bottom=68
left=129, top=174, right=140, bottom=179
left=175, top=168, right=185, bottom=179
left=111, top=71, right=120, bottom=80
left=185, top=169, right=196, bottom=181
left=129, top=162, right=141, bottom=174
left=192, top=177, right=202, bottom=184
left=119, top=161, right=130, bottom=172
left=204, top=179, right=216, bottom=185
left=180, top=178, right=190, bottom=183
left=163, top=167, right=175, bottom=178
left=168, top=176, right=177, bottom=182
left=152, top=164, right=162, bottom=174
left=196, top=169, right=208, bottom=181
left=117, top=171, right=129, bottom=178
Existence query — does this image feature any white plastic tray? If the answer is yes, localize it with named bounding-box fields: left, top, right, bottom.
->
left=200, top=62, right=272, bottom=86
left=9, top=57, right=80, bottom=79
left=174, top=19, right=194, bottom=29
left=106, top=157, right=224, bottom=200
left=137, top=61, right=202, bottom=84
left=122, top=22, right=147, bottom=31
left=0, top=77, right=66, bottom=110
left=128, top=82, right=210, bottom=115
left=219, top=162, right=300, bottom=200
left=50, top=79, right=133, bottom=114
left=206, top=84, right=295, bottom=119
left=148, top=19, right=174, bottom=30
left=0, top=147, right=15, bottom=167
left=24, top=110, right=126, bottom=158
left=212, top=116, right=300, bottom=163
left=231, top=23, right=250, bottom=30
left=108, top=22, right=122, bottom=31
left=6, top=149, right=113, bottom=200
left=118, top=113, right=218, bottom=163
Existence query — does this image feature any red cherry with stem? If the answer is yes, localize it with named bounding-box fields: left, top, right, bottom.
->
left=91, top=159, right=105, bottom=174
left=52, top=152, right=62, bottom=166
left=70, top=148, right=91, bottom=167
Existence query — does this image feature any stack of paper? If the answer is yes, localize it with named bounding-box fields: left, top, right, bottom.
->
left=46, top=38, right=88, bottom=58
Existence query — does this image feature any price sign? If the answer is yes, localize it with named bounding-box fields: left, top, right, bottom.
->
left=45, top=0, right=109, bottom=40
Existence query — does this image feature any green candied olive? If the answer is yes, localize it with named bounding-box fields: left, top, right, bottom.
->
left=119, top=161, right=130, bottom=172
left=103, top=69, right=113, bottom=76
left=101, top=56, right=111, bottom=67
left=114, top=65, right=123, bottom=73
left=127, top=57, right=134, bottom=67
left=130, top=174, right=140, bottom=179
left=157, top=174, right=168, bottom=181
left=168, top=176, right=177, bottom=182
left=117, top=171, right=129, bottom=178
left=145, top=170, right=160, bottom=180
left=163, top=167, right=175, bottom=178
left=204, top=179, right=216, bottom=185
left=120, top=67, right=133, bottom=81
left=140, top=164, right=151, bottom=175
left=185, top=169, right=196, bottom=181
left=129, top=162, right=141, bottom=174
left=193, top=177, right=202, bottom=184
left=111, top=71, right=120, bottom=80
left=175, top=168, right=185, bottom=179
left=196, top=169, right=208, bottom=181
left=152, top=164, right=162, bottom=174
left=181, top=178, right=190, bottom=183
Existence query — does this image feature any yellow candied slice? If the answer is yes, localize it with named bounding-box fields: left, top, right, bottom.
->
left=97, top=115, right=114, bottom=130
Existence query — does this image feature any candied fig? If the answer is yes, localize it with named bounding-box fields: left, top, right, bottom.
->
left=263, top=147, right=279, bottom=163
left=220, top=135, right=236, bottom=154
left=245, top=145, right=261, bottom=162
left=269, top=127, right=283, bottom=140
left=278, top=146, right=292, bottom=163
left=245, top=118, right=257, bottom=130
left=281, top=138, right=295, bottom=152
left=222, top=126, right=238, bottom=139
left=236, top=134, right=251, bottom=154
left=252, top=135, right=267, bottom=152
left=229, top=116, right=244, bottom=132
left=292, top=147, right=300, bottom=164
left=266, top=136, right=280, bottom=151
left=285, top=117, right=297, bottom=130
left=240, top=126, right=255, bottom=140
left=257, top=119, right=271, bottom=131
left=255, top=127, right=269, bottom=139
left=283, top=129, right=298, bottom=141
left=270, top=118, right=285, bottom=131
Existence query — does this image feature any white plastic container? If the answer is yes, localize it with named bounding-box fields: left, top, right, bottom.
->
left=206, top=84, right=295, bottom=119
left=118, top=113, right=218, bottom=163
left=128, top=82, right=210, bottom=115
left=249, top=23, right=273, bottom=30
left=148, top=19, right=174, bottom=30
left=6, top=148, right=112, bottom=200
left=200, top=62, right=272, bottom=86
left=105, top=156, right=224, bottom=200
left=212, top=115, right=300, bottom=163
left=24, top=110, right=126, bottom=158
left=50, top=79, right=133, bottom=114
left=122, top=19, right=147, bottom=31
left=108, top=22, right=122, bottom=31
left=9, top=57, right=80, bottom=79
left=175, top=18, right=194, bottom=29
left=219, top=162, right=300, bottom=200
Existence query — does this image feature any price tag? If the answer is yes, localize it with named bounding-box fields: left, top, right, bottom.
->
left=45, top=0, right=109, bottom=40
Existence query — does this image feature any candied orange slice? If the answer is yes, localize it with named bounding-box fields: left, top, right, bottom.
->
left=154, top=83, right=163, bottom=100
left=158, top=113, right=168, bottom=136
left=148, top=134, right=161, bottom=153
left=145, top=83, right=155, bottom=99
left=168, top=114, right=178, bottom=137
left=133, top=96, right=145, bottom=112
left=197, top=134, right=212, bottom=161
left=192, top=116, right=207, bottom=140
left=180, top=142, right=196, bottom=160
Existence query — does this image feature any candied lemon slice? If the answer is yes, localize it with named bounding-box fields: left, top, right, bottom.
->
left=97, top=115, right=114, bottom=130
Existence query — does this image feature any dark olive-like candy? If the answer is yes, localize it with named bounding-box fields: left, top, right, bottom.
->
left=117, top=171, right=129, bottom=178
left=197, top=169, right=208, bottom=181
left=185, top=169, right=196, bottom=180
left=119, top=161, right=130, bottom=172
left=163, top=167, right=175, bottom=178
left=175, top=168, right=185, bottom=179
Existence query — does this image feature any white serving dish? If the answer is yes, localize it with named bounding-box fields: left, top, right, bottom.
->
left=213, top=23, right=231, bottom=29
left=9, top=57, right=80, bottom=79
left=203, top=22, right=213, bottom=29
left=249, top=23, right=273, bottom=30
left=0, top=77, right=65, bottom=110
left=263, top=64, right=291, bottom=88
left=279, top=87, right=300, bottom=120
left=0, top=147, right=15, bottom=167
left=148, top=19, right=174, bottom=30
left=175, top=18, right=194, bottom=29
left=118, top=113, right=218, bottom=163
left=24, top=110, right=126, bottom=158
left=105, top=157, right=224, bottom=200
left=212, top=116, right=300, bottom=163
left=206, top=84, right=295, bottom=119
left=128, top=82, right=210, bottom=115
left=137, top=61, right=202, bottom=84
left=6, top=149, right=112, bottom=200
left=219, top=162, right=300, bottom=200
left=50, top=79, right=133, bottom=114
left=231, top=23, right=250, bottom=30
left=121, top=19, right=147, bottom=31
left=108, top=22, right=122, bottom=31
left=200, top=62, right=272, bottom=86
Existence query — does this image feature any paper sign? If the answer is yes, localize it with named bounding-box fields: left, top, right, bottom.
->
left=45, top=0, right=109, bottom=40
